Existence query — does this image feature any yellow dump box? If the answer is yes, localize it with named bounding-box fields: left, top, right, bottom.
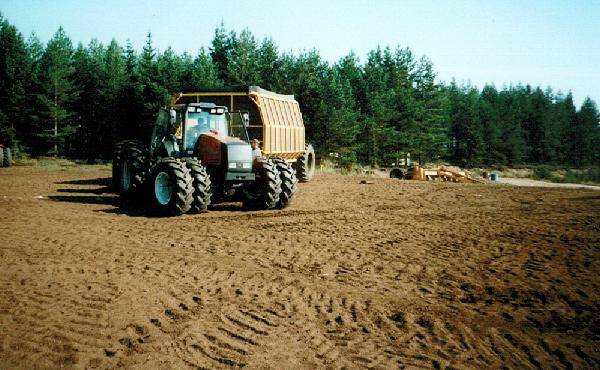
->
left=171, top=86, right=305, bottom=161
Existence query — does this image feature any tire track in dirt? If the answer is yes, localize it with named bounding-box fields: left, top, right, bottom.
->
left=1, top=271, right=120, bottom=368
left=1, top=168, right=599, bottom=368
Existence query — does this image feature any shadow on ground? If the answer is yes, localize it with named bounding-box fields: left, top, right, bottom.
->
left=57, top=177, right=112, bottom=186
left=208, top=203, right=246, bottom=212
left=48, top=177, right=159, bottom=217
left=47, top=194, right=119, bottom=206
left=48, top=177, right=256, bottom=216
left=56, top=186, right=113, bottom=194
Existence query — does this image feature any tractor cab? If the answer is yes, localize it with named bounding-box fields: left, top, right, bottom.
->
left=175, top=103, right=229, bottom=155
left=151, top=102, right=250, bottom=159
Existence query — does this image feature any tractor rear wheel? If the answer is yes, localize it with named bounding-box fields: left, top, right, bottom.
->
left=294, top=143, right=315, bottom=182
left=184, top=158, right=212, bottom=213
left=112, top=141, right=125, bottom=191
left=118, top=140, right=148, bottom=197
left=389, top=168, right=405, bottom=179
left=151, top=158, right=194, bottom=215
left=243, top=159, right=281, bottom=210
left=0, top=148, right=4, bottom=167
left=2, top=147, right=11, bottom=167
left=271, top=158, right=298, bottom=208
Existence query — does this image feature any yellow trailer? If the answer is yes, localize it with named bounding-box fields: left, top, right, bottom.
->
left=173, top=87, right=313, bottom=159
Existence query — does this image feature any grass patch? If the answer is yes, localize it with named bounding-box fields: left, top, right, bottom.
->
left=529, top=165, right=599, bottom=185
left=15, top=157, right=111, bottom=170
left=557, top=167, right=600, bottom=185
left=319, top=158, right=374, bottom=176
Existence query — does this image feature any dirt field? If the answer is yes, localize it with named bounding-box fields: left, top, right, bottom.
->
left=0, top=164, right=598, bottom=369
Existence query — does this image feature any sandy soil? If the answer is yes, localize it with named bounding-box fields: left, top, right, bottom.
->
left=0, top=165, right=598, bottom=369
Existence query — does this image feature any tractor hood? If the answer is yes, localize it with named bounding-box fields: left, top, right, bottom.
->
left=197, top=132, right=253, bottom=174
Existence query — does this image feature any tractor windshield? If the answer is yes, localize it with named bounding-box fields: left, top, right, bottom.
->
left=184, top=111, right=228, bottom=151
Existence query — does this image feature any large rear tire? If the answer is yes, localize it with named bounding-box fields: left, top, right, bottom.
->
left=112, top=141, right=125, bottom=191
left=151, top=158, right=194, bottom=216
left=0, top=148, right=4, bottom=167
left=243, top=159, right=281, bottom=210
left=294, top=143, right=315, bottom=182
left=118, top=140, right=148, bottom=197
left=389, top=168, right=405, bottom=179
left=271, top=158, right=298, bottom=208
left=184, top=158, right=212, bottom=213
left=2, top=147, right=11, bottom=167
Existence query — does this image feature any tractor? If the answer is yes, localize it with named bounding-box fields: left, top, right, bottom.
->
left=113, top=86, right=315, bottom=215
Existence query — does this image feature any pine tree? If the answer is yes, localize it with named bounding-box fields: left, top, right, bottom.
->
left=227, top=29, right=259, bottom=85
left=138, top=33, right=167, bottom=119
left=360, top=47, right=395, bottom=165
left=497, top=87, right=525, bottom=165
left=523, top=87, right=552, bottom=163
left=479, top=85, right=502, bottom=164
left=336, top=52, right=363, bottom=105
left=400, top=56, right=448, bottom=163
left=0, top=15, right=29, bottom=151
left=118, top=40, right=142, bottom=140
left=35, top=27, right=78, bottom=155
left=157, top=46, right=183, bottom=94
left=102, top=39, right=127, bottom=154
left=290, top=50, right=329, bottom=155
left=256, top=37, right=280, bottom=90
left=72, top=40, right=102, bottom=159
left=314, top=68, right=359, bottom=162
left=189, top=47, right=221, bottom=88
left=210, top=23, right=235, bottom=84
left=552, top=92, right=577, bottom=164
left=447, top=83, right=484, bottom=166
left=18, top=33, right=44, bottom=152
left=573, top=98, right=600, bottom=166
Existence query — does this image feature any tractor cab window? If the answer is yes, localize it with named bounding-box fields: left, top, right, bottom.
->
left=228, top=111, right=250, bottom=141
left=184, top=110, right=228, bottom=151
left=151, top=109, right=170, bottom=153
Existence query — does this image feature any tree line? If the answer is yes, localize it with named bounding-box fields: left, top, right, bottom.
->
left=1, top=15, right=598, bottom=167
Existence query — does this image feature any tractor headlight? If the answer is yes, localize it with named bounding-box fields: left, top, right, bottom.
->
left=242, top=162, right=252, bottom=169
left=228, top=162, right=237, bottom=169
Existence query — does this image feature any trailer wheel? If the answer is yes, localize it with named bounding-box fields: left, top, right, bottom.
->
left=294, top=143, right=315, bottom=182
left=151, top=158, right=194, bottom=215
left=271, top=158, right=298, bottom=208
left=184, top=158, right=212, bottom=213
left=118, top=140, right=148, bottom=197
left=243, top=159, right=281, bottom=210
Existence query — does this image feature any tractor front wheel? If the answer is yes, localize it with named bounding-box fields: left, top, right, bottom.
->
left=271, top=158, right=298, bottom=208
left=243, top=159, right=281, bottom=210
left=184, top=158, right=212, bottom=213
left=151, top=158, right=194, bottom=215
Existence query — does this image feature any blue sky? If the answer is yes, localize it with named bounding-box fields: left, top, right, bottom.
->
left=1, top=0, right=599, bottom=106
